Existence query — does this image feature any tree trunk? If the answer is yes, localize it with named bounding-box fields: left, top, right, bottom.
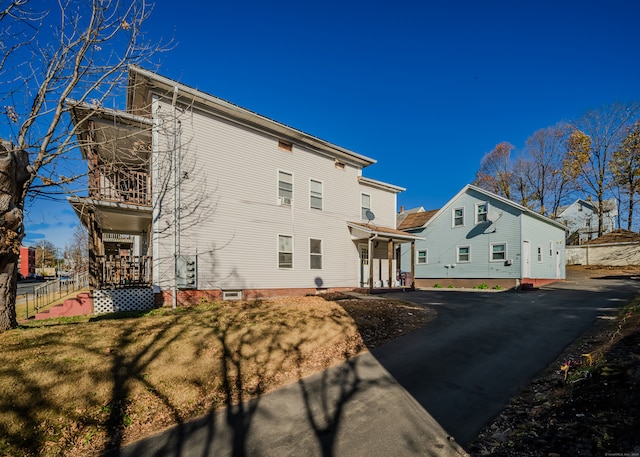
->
left=0, top=144, right=31, bottom=332
left=629, top=193, right=634, bottom=231
left=597, top=193, right=605, bottom=237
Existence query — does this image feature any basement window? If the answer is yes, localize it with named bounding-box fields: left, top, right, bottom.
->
left=222, top=290, right=243, bottom=301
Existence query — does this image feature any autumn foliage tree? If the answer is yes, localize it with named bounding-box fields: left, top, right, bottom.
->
left=610, top=121, right=640, bottom=230
left=473, top=142, right=514, bottom=199
left=523, top=124, right=576, bottom=217
left=566, top=103, right=640, bottom=236
left=0, top=0, right=165, bottom=332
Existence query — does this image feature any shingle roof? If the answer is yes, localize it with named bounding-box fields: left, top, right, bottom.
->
left=397, top=209, right=439, bottom=230
left=347, top=221, right=423, bottom=240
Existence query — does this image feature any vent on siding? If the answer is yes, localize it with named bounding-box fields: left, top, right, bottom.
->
left=222, top=290, right=243, bottom=301
left=278, top=140, right=292, bottom=152
left=334, top=159, right=345, bottom=170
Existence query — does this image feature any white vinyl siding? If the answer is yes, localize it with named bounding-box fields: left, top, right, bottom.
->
left=310, top=179, right=322, bottom=210
left=279, top=235, right=293, bottom=269
left=310, top=238, right=322, bottom=269
left=152, top=95, right=402, bottom=291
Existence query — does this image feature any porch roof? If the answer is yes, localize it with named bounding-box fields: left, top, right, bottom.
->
left=347, top=221, right=424, bottom=242
left=68, top=196, right=152, bottom=234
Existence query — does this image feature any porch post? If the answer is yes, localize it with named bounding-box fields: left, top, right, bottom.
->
left=88, top=210, right=98, bottom=289
left=368, top=238, right=374, bottom=290
left=410, top=240, right=415, bottom=289
left=387, top=240, right=394, bottom=288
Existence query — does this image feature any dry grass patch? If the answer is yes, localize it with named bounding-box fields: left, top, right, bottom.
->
left=0, top=294, right=432, bottom=456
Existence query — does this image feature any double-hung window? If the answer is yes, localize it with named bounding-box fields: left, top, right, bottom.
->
left=457, top=246, right=470, bottom=263
left=310, top=239, right=322, bottom=269
left=476, top=202, right=488, bottom=223
left=278, top=171, right=293, bottom=205
left=310, top=179, right=323, bottom=210
left=417, top=250, right=428, bottom=264
left=278, top=235, right=293, bottom=269
left=491, top=243, right=506, bottom=261
left=453, top=207, right=464, bottom=227
left=361, top=193, right=371, bottom=220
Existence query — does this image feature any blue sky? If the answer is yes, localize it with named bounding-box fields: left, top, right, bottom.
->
left=20, top=0, right=640, bottom=249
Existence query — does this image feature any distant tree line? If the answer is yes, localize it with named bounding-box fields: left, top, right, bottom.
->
left=32, top=225, right=88, bottom=272
left=473, top=102, right=640, bottom=237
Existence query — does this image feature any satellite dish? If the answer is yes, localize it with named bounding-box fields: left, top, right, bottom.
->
left=488, top=211, right=502, bottom=224
left=365, top=210, right=376, bottom=222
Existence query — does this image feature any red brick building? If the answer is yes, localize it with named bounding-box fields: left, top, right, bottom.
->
left=18, top=246, right=36, bottom=278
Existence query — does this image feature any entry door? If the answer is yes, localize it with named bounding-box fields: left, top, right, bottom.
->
left=359, top=243, right=369, bottom=287
left=522, top=240, right=531, bottom=278
left=556, top=250, right=562, bottom=278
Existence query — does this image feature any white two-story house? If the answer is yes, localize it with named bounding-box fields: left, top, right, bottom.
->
left=554, top=198, right=618, bottom=245
left=68, top=66, right=419, bottom=312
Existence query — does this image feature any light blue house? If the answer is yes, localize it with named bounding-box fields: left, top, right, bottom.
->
left=398, top=185, right=567, bottom=289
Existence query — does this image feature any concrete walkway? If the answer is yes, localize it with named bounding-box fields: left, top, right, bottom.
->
left=106, top=353, right=467, bottom=457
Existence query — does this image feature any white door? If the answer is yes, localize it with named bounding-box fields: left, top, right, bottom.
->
left=556, top=250, right=562, bottom=278
left=522, top=240, right=531, bottom=278
left=359, top=243, right=369, bottom=287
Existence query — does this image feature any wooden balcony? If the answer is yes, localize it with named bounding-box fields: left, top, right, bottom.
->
left=90, top=166, right=151, bottom=206
left=96, top=255, right=151, bottom=288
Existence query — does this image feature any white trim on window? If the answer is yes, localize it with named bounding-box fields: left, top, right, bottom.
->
left=278, top=234, right=293, bottom=269
left=310, top=179, right=323, bottom=211
left=309, top=238, right=322, bottom=270
left=361, top=193, right=371, bottom=220
left=537, top=245, right=543, bottom=263
left=549, top=241, right=554, bottom=257
left=278, top=170, right=293, bottom=206
left=475, top=202, right=489, bottom=224
left=457, top=245, right=471, bottom=263
left=416, top=249, right=428, bottom=265
left=452, top=207, right=465, bottom=227
left=490, top=242, right=507, bottom=262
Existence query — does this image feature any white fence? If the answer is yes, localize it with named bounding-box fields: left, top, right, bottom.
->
left=566, top=242, right=640, bottom=266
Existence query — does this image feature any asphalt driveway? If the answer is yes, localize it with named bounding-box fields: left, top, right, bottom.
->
left=108, top=273, right=640, bottom=456
left=374, top=273, right=640, bottom=445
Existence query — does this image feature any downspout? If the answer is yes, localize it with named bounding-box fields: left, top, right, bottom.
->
left=172, top=86, right=179, bottom=309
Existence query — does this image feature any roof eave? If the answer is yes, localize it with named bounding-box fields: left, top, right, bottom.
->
left=127, top=66, right=377, bottom=168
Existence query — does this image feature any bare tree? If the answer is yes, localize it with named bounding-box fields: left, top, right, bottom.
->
left=34, top=240, right=57, bottom=269
left=566, top=103, right=640, bottom=237
left=0, top=0, right=166, bottom=331
left=473, top=142, right=514, bottom=199
left=510, top=156, right=532, bottom=208
left=64, top=224, right=88, bottom=273
left=610, top=121, right=640, bottom=230
left=523, top=123, right=576, bottom=217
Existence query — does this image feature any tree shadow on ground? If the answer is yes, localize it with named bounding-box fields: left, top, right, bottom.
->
left=1, top=294, right=446, bottom=457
